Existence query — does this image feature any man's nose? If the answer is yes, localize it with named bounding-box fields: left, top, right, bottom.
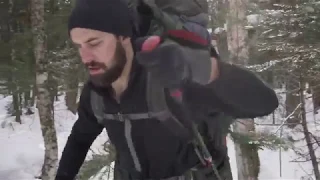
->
left=79, top=48, right=94, bottom=63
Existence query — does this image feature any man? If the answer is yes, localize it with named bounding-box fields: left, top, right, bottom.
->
left=55, top=0, right=279, bottom=179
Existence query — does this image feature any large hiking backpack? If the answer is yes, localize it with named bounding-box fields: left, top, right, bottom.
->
left=126, top=0, right=211, bottom=43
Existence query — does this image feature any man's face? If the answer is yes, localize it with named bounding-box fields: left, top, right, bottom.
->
left=70, top=28, right=127, bottom=88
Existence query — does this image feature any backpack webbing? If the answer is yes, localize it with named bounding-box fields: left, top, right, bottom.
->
left=90, top=72, right=222, bottom=180
left=90, top=72, right=193, bottom=173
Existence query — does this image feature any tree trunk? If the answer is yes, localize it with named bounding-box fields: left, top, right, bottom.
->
left=226, top=0, right=249, bottom=65
left=233, top=122, right=260, bottom=180
left=212, top=0, right=229, bottom=62
left=31, top=84, right=37, bottom=107
left=285, top=78, right=300, bottom=128
left=309, top=80, right=320, bottom=112
left=65, top=71, right=79, bottom=115
left=65, top=86, right=78, bottom=114
left=299, top=75, right=320, bottom=180
left=47, top=72, right=57, bottom=119
left=8, top=0, right=22, bottom=123
left=226, top=0, right=260, bottom=179
left=10, top=49, right=21, bottom=123
left=24, top=90, right=34, bottom=115
left=216, top=31, right=229, bottom=62
left=12, top=90, right=21, bottom=123
left=24, top=90, right=31, bottom=108
left=31, top=0, right=58, bottom=179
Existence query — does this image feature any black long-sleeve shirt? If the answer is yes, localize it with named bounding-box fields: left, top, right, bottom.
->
left=55, top=60, right=278, bottom=180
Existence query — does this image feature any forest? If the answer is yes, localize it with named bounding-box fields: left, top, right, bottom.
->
left=0, top=0, right=319, bottom=179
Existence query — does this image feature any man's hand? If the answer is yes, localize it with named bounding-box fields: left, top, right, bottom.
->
left=136, top=34, right=215, bottom=87
left=209, top=57, right=219, bottom=83
left=136, top=36, right=190, bottom=87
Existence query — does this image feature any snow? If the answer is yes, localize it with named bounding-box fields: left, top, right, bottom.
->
left=211, top=14, right=263, bottom=34
left=247, top=14, right=264, bottom=27
left=214, top=27, right=225, bottom=34
left=0, top=89, right=319, bottom=180
left=0, top=95, right=108, bottom=180
left=255, top=89, right=319, bottom=180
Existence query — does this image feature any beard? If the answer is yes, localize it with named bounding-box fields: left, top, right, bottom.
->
left=85, top=41, right=127, bottom=88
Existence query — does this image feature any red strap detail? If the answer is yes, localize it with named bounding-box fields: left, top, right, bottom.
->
left=166, top=30, right=209, bottom=46
left=205, top=159, right=213, bottom=168
left=141, top=36, right=162, bottom=52
left=170, top=89, right=182, bottom=98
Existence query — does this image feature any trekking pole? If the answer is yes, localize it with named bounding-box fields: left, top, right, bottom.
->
left=169, top=88, right=223, bottom=180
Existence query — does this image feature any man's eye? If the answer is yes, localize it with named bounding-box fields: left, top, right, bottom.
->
left=88, top=41, right=101, bottom=47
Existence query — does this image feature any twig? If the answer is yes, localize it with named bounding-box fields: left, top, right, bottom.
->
left=255, top=123, right=300, bottom=126
left=297, top=162, right=314, bottom=180
left=274, top=103, right=302, bottom=134
left=89, top=148, right=96, bottom=155
left=308, top=132, right=320, bottom=147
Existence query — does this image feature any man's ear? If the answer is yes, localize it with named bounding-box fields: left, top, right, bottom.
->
left=119, top=36, right=131, bottom=46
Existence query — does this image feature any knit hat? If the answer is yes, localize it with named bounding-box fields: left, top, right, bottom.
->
left=68, top=0, right=133, bottom=37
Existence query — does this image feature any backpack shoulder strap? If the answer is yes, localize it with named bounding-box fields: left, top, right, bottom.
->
left=91, top=89, right=152, bottom=123
left=90, top=89, right=145, bottom=172
left=89, top=73, right=191, bottom=140
left=146, top=72, right=192, bottom=140
left=90, top=89, right=105, bottom=124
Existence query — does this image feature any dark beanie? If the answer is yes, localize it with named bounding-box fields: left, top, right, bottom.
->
left=68, top=0, right=133, bottom=37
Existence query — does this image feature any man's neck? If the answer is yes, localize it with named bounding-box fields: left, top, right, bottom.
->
left=111, top=49, right=134, bottom=102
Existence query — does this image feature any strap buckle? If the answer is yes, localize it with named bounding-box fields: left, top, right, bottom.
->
left=115, top=112, right=126, bottom=122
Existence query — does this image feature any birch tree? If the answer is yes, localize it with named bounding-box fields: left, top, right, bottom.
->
left=227, top=0, right=260, bottom=179
left=31, top=0, right=58, bottom=179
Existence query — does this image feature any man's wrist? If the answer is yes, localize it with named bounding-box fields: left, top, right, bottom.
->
left=208, top=57, right=219, bottom=83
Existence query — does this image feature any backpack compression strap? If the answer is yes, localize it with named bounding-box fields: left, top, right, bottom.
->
left=91, top=90, right=144, bottom=172
left=165, top=30, right=209, bottom=47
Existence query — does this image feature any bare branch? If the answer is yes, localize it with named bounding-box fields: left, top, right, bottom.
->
left=274, top=103, right=302, bottom=134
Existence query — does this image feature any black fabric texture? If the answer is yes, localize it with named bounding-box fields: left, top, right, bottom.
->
left=55, top=84, right=104, bottom=180
left=68, top=0, right=133, bottom=37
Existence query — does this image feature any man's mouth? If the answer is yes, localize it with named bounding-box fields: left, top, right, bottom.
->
left=88, top=66, right=103, bottom=75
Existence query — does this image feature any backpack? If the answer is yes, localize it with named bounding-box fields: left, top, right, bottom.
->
left=126, top=0, right=211, bottom=43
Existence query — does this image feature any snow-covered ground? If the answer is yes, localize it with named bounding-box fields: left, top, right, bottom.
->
left=0, top=90, right=319, bottom=180
left=256, top=90, right=319, bottom=180
left=0, top=95, right=108, bottom=180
